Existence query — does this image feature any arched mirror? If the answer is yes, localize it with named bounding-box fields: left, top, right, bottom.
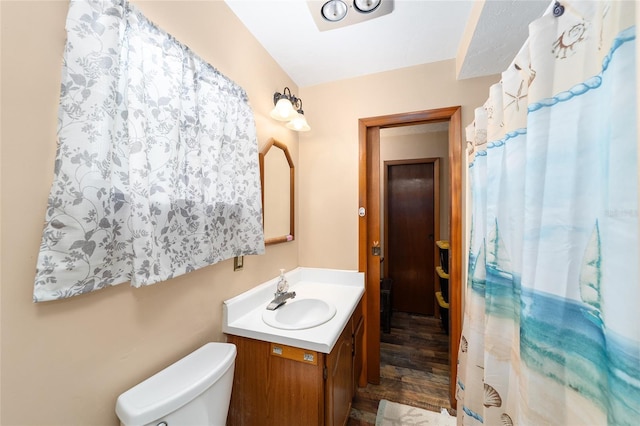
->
left=259, top=138, right=294, bottom=245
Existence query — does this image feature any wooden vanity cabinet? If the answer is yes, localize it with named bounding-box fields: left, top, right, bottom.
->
left=227, top=301, right=363, bottom=426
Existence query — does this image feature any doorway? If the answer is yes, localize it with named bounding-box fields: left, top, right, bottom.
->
left=358, top=107, right=462, bottom=408
left=385, top=159, right=439, bottom=316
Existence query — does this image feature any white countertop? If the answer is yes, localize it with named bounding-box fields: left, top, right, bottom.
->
left=223, top=267, right=364, bottom=353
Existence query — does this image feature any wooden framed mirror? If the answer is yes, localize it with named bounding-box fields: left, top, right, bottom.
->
left=259, top=138, right=295, bottom=245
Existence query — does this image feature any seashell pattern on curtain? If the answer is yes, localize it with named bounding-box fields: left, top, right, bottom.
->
left=458, top=1, right=638, bottom=425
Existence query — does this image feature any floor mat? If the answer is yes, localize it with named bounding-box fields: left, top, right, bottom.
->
left=376, top=399, right=456, bottom=426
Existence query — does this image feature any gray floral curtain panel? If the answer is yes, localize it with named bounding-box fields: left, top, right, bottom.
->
left=34, top=0, right=265, bottom=302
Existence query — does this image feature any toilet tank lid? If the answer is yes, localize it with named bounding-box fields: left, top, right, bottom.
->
left=115, top=342, right=236, bottom=426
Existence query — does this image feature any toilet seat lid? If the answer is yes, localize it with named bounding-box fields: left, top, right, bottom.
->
left=115, top=342, right=236, bottom=425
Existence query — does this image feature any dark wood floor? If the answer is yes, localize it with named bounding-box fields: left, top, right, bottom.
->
left=348, top=311, right=452, bottom=425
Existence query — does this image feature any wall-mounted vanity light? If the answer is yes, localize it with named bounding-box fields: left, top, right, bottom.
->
left=270, top=87, right=310, bottom=132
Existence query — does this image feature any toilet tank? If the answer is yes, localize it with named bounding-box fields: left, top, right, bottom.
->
left=116, top=342, right=236, bottom=426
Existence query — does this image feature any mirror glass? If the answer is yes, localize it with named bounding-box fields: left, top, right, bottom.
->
left=260, top=138, right=294, bottom=245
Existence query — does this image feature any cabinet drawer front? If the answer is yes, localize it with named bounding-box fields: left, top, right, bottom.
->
left=270, top=343, right=319, bottom=365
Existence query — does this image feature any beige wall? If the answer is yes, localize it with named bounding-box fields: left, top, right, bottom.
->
left=297, top=60, right=498, bottom=270
left=0, top=1, right=300, bottom=424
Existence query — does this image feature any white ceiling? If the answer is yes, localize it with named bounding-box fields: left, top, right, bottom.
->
left=225, top=0, right=550, bottom=88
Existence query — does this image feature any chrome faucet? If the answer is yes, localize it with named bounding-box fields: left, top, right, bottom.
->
left=266, top=290, right=296, bottom=311
left=266, top=269, right=296, bottom=310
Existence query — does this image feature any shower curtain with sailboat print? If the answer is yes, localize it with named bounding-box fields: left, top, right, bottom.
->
left=457, top=2, right=638, bottom=425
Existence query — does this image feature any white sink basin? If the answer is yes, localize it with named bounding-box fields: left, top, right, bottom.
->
left=262, top=298, right=337, bottom=330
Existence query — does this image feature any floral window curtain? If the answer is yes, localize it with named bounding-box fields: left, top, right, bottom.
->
left=458, top=1, right=638, bottom=425
left=34, top=0, right=264, bottom=302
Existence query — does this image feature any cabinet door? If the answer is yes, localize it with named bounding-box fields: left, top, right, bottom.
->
left=325, top=322, right=353, bottom=426
left=227, top=336, right=324, bottom=426
left=352, top=313, right=365, bottom=390
left=268, top=344, right=325, bottom=425
left=351, top=300, right=365, bottom=389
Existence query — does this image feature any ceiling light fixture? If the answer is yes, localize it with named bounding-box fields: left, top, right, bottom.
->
left=270, top=87, right=310, bottom=132
left=309, top=0, right=393, bottom=31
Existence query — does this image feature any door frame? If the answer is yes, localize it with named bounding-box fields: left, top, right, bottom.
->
left=358, top=106, right=462, bottom=408
left=383, top=158, right=440, bottom=315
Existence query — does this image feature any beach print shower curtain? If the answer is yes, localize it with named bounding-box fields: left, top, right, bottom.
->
left=33, top=0, right=264, bottom=302
left=457, top=1, right=638, bottom=425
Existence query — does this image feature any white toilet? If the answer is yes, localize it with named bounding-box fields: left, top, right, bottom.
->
left=115, top=342, right=236, bottom=426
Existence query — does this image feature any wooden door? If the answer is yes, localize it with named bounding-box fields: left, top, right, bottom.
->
left=386, top=160, right=436, bottom=315
left=359, top=106, right=462, bottom=407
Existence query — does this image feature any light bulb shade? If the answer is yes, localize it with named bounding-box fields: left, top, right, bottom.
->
left=270, top=98, right=298, bottom=121
left=354, top=0, right=381, bottom=13
left=286, top=112, right=311, bottom=132
left=321, top=0, right=348, bottom=22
